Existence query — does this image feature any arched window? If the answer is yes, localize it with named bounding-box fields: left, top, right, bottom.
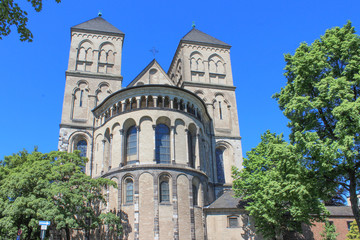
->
left=193, top=185, right=198, bottom=206
left=126, top=126, right=137, bottom=159
left=155, top=124, right=170, bottom=163
left=125, top=178, right=134, bottom=204
left=76, top=140, right=87, bottom=157
left=216, top=148, right=225, bottom=183
left=188, top=132, right=194, bottom=168
left=160, top=180, right=170, bottom=203
left=76, top=140, right=87, bottom=172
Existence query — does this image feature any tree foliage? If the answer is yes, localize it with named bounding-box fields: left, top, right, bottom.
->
left=347, top=221, right=360, bottom=240
left=0, top=149, right=119, bottom=240
left=320, top=220, right=339, bottom=240
left=273, top=21, right=360, bottom=230
left=232, top=131, right=328, bottom=240
left=0, top=0, right=61, bottom=42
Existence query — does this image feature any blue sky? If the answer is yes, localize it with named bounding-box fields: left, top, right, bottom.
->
left=1, top=0, right=360, bottom=160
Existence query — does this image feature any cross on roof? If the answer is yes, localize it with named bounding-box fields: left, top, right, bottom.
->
left=149, top=47, right=159, bottom=58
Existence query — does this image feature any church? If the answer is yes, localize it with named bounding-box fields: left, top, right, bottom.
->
left=58, top=16, right=255, bottom=240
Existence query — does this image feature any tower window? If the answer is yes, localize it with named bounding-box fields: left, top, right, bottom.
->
left=216, top=148, right=225, bottom=183
left=155, top=124, right=170, bottom=163
left=125, top=178, right=134, bottom=204
left=160, top=180, right=170, bottom=203
left=219, top=101, right=223, bottom=120
left=80, top=90, right=84, bottom=107
left=126, top=126, right=137, bottom=157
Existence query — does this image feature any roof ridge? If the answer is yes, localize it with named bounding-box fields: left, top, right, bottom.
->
left=180, top=28, right=230, bottom=48
left=71, top=16, right=124, bottom=35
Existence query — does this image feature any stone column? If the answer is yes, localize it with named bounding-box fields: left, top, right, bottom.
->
left=152, top=124, right=157, bottom=163
left=195, top=134, right=200, bottom=170
left=185, top=129, right=189, bottom=166
left=109, top=134, right=113, bottom=170
left=153, top=174, right=160, bottom=239
left=172, top=176, right=179, bottom=240
left=204, top=60, right=209, bottom=83
left=153, top=96, right=158, bottom=108
left=171, top=126, right=176, bottom=164
left=136, top=126, right=140, bottom=163
left=91, top=50, right=99, bottom=72
left=119, top=129, right=124, bottom=167
left=170, top=98, right=174, bottom=109
left=102, top=139, right=106, bottom=174
left=136, top=96, right=141, bottom=109
left=121, top=100, right=126, bottom=112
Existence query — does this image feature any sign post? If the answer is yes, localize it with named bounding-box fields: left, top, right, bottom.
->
left=39, top=221, right=50, bottom=240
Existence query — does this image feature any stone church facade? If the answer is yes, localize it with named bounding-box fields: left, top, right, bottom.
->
left=58, top=16, right=256, bottom=240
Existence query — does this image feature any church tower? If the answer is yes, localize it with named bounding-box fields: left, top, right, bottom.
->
left=58, top=16, right=125, bottom=174
left=168, top=27, right=243, bottom=195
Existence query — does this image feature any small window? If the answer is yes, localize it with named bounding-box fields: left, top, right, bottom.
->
left=347, top=221, right=353, bottom=231
left=228, top=216, right=239, bottom=228
left=193, top=185, right=198, bottom=206
left=125, top=179, right=133, bottom=204
left=160, top=180, right=170, bottom=203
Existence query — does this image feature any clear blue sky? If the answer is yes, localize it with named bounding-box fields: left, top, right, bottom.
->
left=1, top=0, right=360, bottom=160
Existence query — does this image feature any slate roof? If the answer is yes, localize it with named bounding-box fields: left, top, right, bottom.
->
left=181, top=28, right=231, bottom=48
left=206, top=190, right=246, bottom=209
left=71, top=17, right=124, bottom=35
left=326, top=206, right=354, bottom=217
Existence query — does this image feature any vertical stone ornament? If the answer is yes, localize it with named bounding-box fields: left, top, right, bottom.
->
left=119, top=129, right=124, bottom=167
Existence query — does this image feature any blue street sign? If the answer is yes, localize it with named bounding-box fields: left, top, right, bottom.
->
left=39, top=221, right=50, bottom=226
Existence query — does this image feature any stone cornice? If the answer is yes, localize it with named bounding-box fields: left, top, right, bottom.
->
left=66, top=70, right=123, bottom=81
left=59, top=123, right=94, bottom=130
left=99, top=163, right=209, bottom=179
left=182, top=81, right=236, bottom=91
left=215, top=136, right=242, bottom=140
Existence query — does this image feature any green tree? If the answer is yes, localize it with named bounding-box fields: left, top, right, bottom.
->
left=273, top=21, right=360, bottom=231
left=232, top=131, right=328, bottom=240
left=0, top=0, right=61, bottom=42
left=320, top=220, right=339, bottom=240
left=346, top=221, right=360, bottom=240
left=0, top=149, right=119, bottom=240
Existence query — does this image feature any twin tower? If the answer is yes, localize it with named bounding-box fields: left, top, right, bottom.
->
left=58, top=16, right=246, bottom=240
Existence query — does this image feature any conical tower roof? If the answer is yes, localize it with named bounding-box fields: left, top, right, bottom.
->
left=71, top=16, right=124, bottom=35
left=181, top=28, right=230, bottom=48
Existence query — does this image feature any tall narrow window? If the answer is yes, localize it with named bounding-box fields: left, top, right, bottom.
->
left=188, top=132, right=194, bottom=168
left=80, top=90, right=84, bottom=107
left=216, top=148, right=225, bottom=183
left=76, top=140, right=87, bottom=172
left=155, top=124, right=170, bottom=163
left=193, top=185, right=198, bottom=206
left=219, top=101, right=223, bottom=120
left=126, top=126, right=137, bottom=158
left=125, top=179, right=133, bottom=204
left=160, top=180, right=170, bottom=203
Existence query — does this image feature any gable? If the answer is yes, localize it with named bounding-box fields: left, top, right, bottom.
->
left=128, top=59, right=175, bottom=87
